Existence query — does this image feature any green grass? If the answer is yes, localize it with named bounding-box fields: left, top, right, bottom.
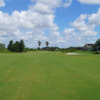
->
left=0, top=52, right=100, bottom=100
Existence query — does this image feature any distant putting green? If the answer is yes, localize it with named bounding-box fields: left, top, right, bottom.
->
left=0, top=52, right=100, bottom=100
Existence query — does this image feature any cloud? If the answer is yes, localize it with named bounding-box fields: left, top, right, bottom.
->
left=29, top=3, right=54, bottom=14
left=62, top=12, right=99, bottom=46
left=0, top=0, right=72, bottom=47
left=63, top=28, right=74, bottom=35
left=0, top=0, right=99, bottom=47
left=78, top=0, right=100, bottom=4
left=31, top=0, right=62, bottom=8
left=70, top=14, right=97, bottom=36
left=63, top=0, right=72, bottom=7
left=0, top=0, right=5, bottom=7
left=71, top=15, right=95, bottom=32
left=88, top=8, right=100, bottom=25
left=31, top=0, right=72, bottom=7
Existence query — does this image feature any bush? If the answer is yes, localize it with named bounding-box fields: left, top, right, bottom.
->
left=25, top=48, right=38, bottom=52
left=0, top=49, right=11, bottom=53
left=59, top=47, right=83, bottom=53
left=93, top=51, right=100, bottom=54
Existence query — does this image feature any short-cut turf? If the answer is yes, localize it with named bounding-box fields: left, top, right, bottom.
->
left=0, top=52, right=100, bottom=100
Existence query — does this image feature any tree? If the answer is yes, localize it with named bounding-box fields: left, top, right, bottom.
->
left=7, top=40, right=13, bottom=51
left=46, top=41, right=49, bottom=51
left=95, top=39, right=100, bottom=46
left=46, top=41, right=49, bottom=47
left=7, top=40, right=25, bottom=52
left=19, top=40, right=25, bottom=52
left=0, top=43, right=5, bottom=49
left=92, top=39, right=100, bottom=51
left=14, top=41, right=19, bottom=52
left=38, top=41, right=41, bottom=50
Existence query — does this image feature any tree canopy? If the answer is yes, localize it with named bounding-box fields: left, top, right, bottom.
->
left=7, top=40, right=25, bottom=52
left=92, top=39, right=100, bottom=51
left=0, top=43, right=5, bottom=49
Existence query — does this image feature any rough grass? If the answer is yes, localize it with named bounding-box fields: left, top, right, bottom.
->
left=0, top=52, right=100, bottom=100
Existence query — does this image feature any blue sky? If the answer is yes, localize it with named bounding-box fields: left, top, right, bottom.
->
left=0, top=0, right=100, bottom=48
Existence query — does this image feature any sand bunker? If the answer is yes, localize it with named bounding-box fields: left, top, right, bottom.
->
left=66, top=53, right=81, bottom=55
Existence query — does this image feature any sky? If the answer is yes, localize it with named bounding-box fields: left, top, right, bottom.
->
left=0, top=0, right=100, bottom=48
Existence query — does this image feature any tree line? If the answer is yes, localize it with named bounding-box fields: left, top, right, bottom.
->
left=0, top=40, right=51, bottom=52
left=7, top=40, right=25, bottom=52
left=1, top=39, right=100, bottom=53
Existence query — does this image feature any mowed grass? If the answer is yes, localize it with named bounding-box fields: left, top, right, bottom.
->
left=0, top=52, right=100, bottom=100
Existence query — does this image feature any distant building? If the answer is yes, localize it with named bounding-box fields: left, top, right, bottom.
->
left=83, top=44, right=94, bottom=51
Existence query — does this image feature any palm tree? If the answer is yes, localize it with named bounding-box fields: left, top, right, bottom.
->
left=46, top=41, right=49, bottom=47
left=38, top=41, right=41, bottom=50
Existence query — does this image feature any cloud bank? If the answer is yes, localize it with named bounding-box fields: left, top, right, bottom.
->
left=0, top=0, right=99, bottom=48
left=0, top=0, right=72, bottom=47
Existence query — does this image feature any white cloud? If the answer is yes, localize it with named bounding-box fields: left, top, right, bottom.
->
left=0, top=0, right=5, bottom=7
left=0, top=0, right=99, bottom=48
left=63, top=28, right=74, bottom=35
left=31, top=0, right=72, bottom=7
left=0, top=0, right=72, bottom=47
left=78, top=0, right=100, bottom=4
left=63, top=0, right=72, bottom=7
left=70, top=14, right=96, bottom=36
left=31, top=0, right=62, bottom=8
left=29, top=3, right=54, bottom=14
left=62, top=12, right=99, bottom=46
left=81, top=31, right=97, bottom=37
left=88, top=8, right=100, bottom=25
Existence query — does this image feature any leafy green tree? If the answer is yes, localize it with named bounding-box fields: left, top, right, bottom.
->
left=19, top=40, right=25, bottom=52
left=92, top=39, right=100, bottom=51
left=8, top=40, right=25, bottom=52
left=92, top=45, right=97, bottom=51
left=7, top=40, right=13, bottom=51
left=95, top=39, right=100, bottom=46
left=14, top=41, right=19, bottom=52
left=0, top=43, right=5, bottom=49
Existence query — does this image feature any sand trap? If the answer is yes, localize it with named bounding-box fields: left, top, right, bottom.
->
left=66, top=53, right=81, bottom=55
